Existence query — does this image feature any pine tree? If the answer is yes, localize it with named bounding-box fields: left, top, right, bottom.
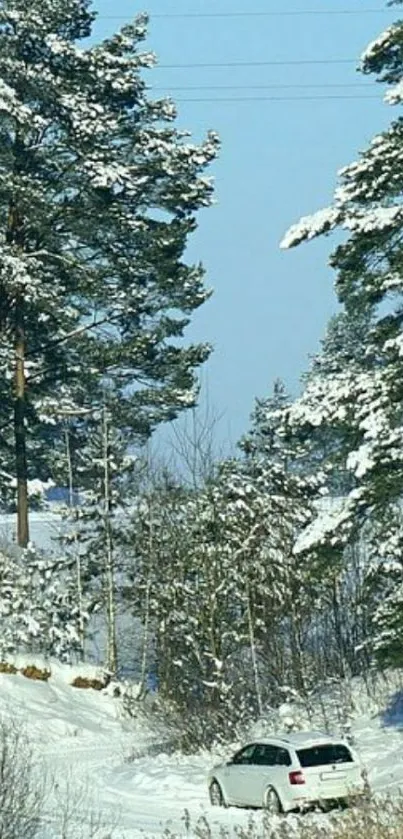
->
left=241, top=379, right=290, bottom=463
left=280, top=10, right=403, bottom=665
left=293, top=305, right=374, bottom=498
left=291, top=310, right=378, bottom=674
left=0, top=0, right=219, bottom=545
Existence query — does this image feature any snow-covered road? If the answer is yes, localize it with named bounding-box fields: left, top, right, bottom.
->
left=0, top=662, right=403, bottom=837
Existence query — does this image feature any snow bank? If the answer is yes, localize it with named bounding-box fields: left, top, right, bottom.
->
left=1, top=654, right=108, bottom=682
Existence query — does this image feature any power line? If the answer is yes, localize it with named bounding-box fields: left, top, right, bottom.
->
left=151, top=83, right=376, bottom=91
left=96, top=9, right=393, bottom=19
left=156, top=58, right=357, bottom=69
left=174, top=94, right=381, bottom=102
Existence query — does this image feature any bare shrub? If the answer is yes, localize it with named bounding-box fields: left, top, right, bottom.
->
left=166, top=795, right=403, bottom=839
left=321, top=794, right=403, bottom=839
left=122, top=684, right=245, bottom=755
left=20, top=665, right=51, bottom=682
left=0, top=717, right=46, bottom=839
left=0, top=717, right=119, bottom=839
left=50, top=774, right=119, bottom=838
left=0, top=662, right=18, bottom=675
left=71, top=676, right=109, bottom=691
left=120, top=687, right=179, bottom=759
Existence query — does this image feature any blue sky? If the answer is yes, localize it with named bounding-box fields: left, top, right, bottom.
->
left=92, top=1, right=395, bottom=446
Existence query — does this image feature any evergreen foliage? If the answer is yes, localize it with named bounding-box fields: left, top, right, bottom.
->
left=0, top=542, right=84, bottom=659
left=0, top=0, right=219, bottom=540
left=281, top=11, right=403, bottom=666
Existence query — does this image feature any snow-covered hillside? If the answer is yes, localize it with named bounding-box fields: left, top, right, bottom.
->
left=0, top=511, right=63, bottom=552
left=2, top=664, right=403, bottom=838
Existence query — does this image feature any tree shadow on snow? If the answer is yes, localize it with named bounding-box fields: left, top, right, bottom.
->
left=380, top=690, right=403, bottom=729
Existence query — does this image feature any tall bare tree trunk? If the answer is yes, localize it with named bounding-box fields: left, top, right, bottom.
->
left=103, top=407, right=117, bottom=675
left=65, top=425, right=85, bottom=656
left=139, top=577, right=152, bottom=696
left=246, top=579, right=263, bottom=716
left=14, top=294, right=29, bottom=548
left=331, top=573, right=348, bottom=679
left=138, top=492, right=153, bottom=697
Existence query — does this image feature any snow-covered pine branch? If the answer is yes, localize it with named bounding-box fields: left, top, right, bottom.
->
left=280, top=9, right=403, bottom=668
left=0, top=0, right=219, bottom=545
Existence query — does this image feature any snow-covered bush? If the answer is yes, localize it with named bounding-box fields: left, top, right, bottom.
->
left=0, top=544, right=86, bottom=661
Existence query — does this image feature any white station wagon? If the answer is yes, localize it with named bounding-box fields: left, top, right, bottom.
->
left=208, top=731, right=368, bottom=814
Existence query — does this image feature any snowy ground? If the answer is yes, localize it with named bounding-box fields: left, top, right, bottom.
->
left=1, top=663, right=403, bottom=837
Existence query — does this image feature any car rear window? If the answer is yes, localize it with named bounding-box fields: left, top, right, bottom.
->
left=297, top=744, right=353, bottom=768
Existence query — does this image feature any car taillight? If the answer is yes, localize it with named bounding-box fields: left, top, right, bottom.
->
left=289, top=770, right=305, bottom=785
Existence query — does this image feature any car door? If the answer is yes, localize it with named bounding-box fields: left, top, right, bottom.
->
left=246, top=744, right=278, bottom=806
left=224, top=744, right=257, bottom=805
left=270, top=746, right=292, bottom=805
left=247, top=745, right=291, bottom=807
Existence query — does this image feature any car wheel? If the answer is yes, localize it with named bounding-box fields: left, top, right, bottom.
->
left=346, top=793, right=369, bottom=809
left=336, top=798, right=349, bottom=811
left=209, top=780, right=226, bottom=807
left=264, top=786, right=282, bottom=815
